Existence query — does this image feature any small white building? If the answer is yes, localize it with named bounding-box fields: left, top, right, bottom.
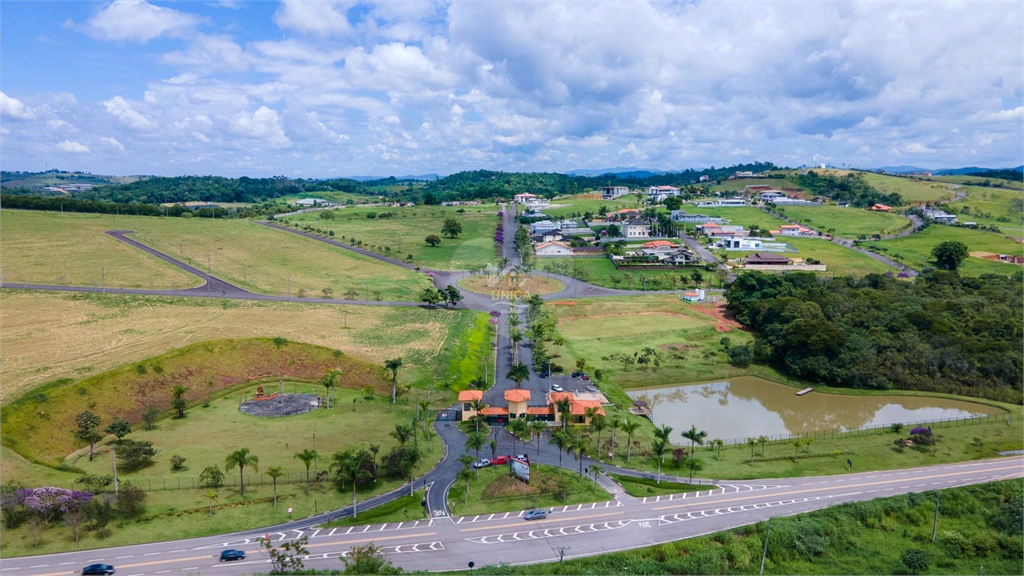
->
left=530, top=220, right=562, bottom=234
left=759, top=191, right=786, bottom=202
left=295, top=198, right=323, bottom=207
left=693, top=198, right=747, bottom=207
left=514, top=193, right=538, bottom=205
left=772, top=224, right=816, bottom=237
left=924, top=207, right=957, bottom=224
left=534, top=241, right=574, bottom=257
left=601, top=186, right=631, bottom=200
left=647, top=185, right=681, bottom=202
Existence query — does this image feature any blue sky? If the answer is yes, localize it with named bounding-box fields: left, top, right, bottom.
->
left=1, top=1, right=1021, bottom=178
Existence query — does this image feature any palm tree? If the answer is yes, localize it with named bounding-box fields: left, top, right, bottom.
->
left=294, top=449, right=318, bottom=486
left=712, top=438, right=724, bottom=460
left=507, top=418, right=529, bottom=456
left=456, top=467, right=472, bottom=507
left=608, top=418, right=621, bottom=456
left=266, top=466, right=284, bottom=506
left=466, top=431, right=486, bottom=460
left=651, top=439, right=668, bottom=484
left=506, top=363, right=530, bottom=389
left=681, top=425, right=708, bottom=457
left=320, top=370, right=340, bottom=409
left=747, top=437, right=757, bottom=460
left=757, top=435, right=769, bottom=457
left=589, top=414, right=607, bottom=453
left=469, top=399, right=487, bottom=432
left=489, top=438, right=497, bottom=461
left=418, top=400, right=430, bottom=423
left=385, top=358, right=403, bottom=404
left=570, top=435, right=589, bottom=480
left=620, top=420, right=640, bottom=462
left=653, top=424, right=674, bottom=464
left=555, top=397, right=572, bottom=429
left=509, top=327, right=523, bottom=355
left=330, top=450, right=373, bottom=518
left=224, top=448, right=259, bottom=498
left=550, top=428, right=571, bottom=468
left=369, top=444, right=380, bottom=475
left=390, top=424, right=413, bottom=448
left=529, top=419, right=547, bottom=458
left=206, top=489, right=218, bottom=517
left=684, top=457, right=703, bottom=484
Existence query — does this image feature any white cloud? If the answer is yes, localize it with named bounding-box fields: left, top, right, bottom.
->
left=230, top=106, right=291, bottom=148
left=904, top=143, right=935, bottom=153
left=0, top=92, right=35, bottom=119
left=71, top=0, right=204, bottom=43
left=103, top=96, right=155, bottom=130
left=100, top=136, right=125, bottom=151
left=57, top=140, right=91, bottom=153
left=273, top=0, right=356, bottom=35
left=163, top=34, right=248, bottom=72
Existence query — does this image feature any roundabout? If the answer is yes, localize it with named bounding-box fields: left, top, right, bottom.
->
left=458, top=272, right=565, bottom=298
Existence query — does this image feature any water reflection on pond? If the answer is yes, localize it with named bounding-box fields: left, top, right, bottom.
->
left=626, top=377, right=1001, bottom=441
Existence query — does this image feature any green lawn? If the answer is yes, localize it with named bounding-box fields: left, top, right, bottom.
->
left=608, top=474, right=708, bottom=497
left=283, top=205, right=498, bottom=270
left=774, top=205, right=911, bottom=238
left=711, top=177, right=796, bottom=193
left=446, top=463, right=611, bottom=516
left=860, top=172, right=958, bottom=203
left=721, top=238, right=896, bottom=277
left=928, top=174, right=1024, bottom=190
left=0, top=210, right=202, bottom=289
left=863, top=225, right=1024, bottom=276
left=946, top=185, right=1024, bottom=235
left=0, top=384, right=443, bottom=557
left=540, top=256, right=718, bottom=291
left=542, top=195, right=640, bottom=218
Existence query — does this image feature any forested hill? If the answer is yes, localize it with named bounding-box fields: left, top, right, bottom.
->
left=419, top=162, right=776, bottom=202
left=725, top=270, right=1023, bottom=403
left=73, top=175, right=367, bottom=204
left=794, top=171, right=904, bottom=207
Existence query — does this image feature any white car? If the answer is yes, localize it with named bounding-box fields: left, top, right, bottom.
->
left=473, top=458, right=491, bottom=469
left=550, top=384, right=564, bottom=392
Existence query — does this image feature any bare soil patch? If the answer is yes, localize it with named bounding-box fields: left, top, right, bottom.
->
left=689, top=303, right=743, bottom=332
left=459, top=274, right=564, bottom=296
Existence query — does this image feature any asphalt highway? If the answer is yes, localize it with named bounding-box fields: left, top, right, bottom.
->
left=3, top=457, right=1019, bottom=575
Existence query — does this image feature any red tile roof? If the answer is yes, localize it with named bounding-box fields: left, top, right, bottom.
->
left=504, top=389, right=531, bottom=403
left=458, top=390, right=483, bottom=402
left=480, top=407, right=509, bottom=416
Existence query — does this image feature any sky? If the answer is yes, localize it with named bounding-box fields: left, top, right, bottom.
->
left=1, top=0, right=1022, bottom=178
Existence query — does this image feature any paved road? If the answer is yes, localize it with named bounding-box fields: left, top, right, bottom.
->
left=5, top=457, right=1019, bottom=574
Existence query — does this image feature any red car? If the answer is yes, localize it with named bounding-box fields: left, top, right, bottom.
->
left=491, top=455, right=509, bottom=465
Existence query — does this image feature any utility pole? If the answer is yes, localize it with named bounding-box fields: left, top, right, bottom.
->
left=932, top=492, right=941, bottom=542
left=554, top=546, right=570, bottom=564
left=759, top=521, right=771, bottom=575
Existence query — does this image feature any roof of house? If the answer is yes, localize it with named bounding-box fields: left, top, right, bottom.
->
left=745, top=252, right=791, bottom=264
left=700, top=222, right=720, bottom=227
left=535, top=241, right=571, bottom=251
left=504, top=389, right=531, bottom=403
left=458, top=390, right=483, bottom=402
left=624, top=218, right=649, bottom=226
left=480, top=407, right=509, bottom=416
left=616, top=208, right=640, bottom=214
left=570, top=399, right=606, bottom=416
left=527, top=406, right=551, bottom=415
left=641, top=240, right=679, bottom=248
left=515, top=193, right=537, bottom=197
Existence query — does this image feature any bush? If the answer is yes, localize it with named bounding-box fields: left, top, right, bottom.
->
left=380, top=447, right=420, bottom=480
left=114, top=483, right=146, bottom=518
left=901, top=548, right=931, bottom=574
left=117, top=440, right=157, bottom=472
left=199, top=466, right=224, bottom=488
left=170, top=455, right=187, bottom=471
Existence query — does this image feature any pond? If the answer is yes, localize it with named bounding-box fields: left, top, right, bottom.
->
left=626, top=376, right=1002, bottom=442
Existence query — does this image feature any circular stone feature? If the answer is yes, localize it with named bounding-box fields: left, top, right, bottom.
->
left=240, top=393, right=321, bottom=417
left=459, top=274, right=564, bottom=296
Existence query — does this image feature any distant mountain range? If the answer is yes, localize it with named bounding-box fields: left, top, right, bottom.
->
left=347, top=174, right=440, bottom=181
left=874, top=165, right=1024, bottom=175
left=564, top=167, right=670, bottom=178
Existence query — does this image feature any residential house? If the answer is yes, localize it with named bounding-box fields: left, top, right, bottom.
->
left=923, top=207, right=957, bottom=224
left=534, top=241, right=574, bottom=257
left=294, top=198, right=322, bottom=207
left=647, top=185, right=680, bottom=202
left=743, top=252, right=792, bottom=266
left=670, top=210, right=726, bottom=224
left=662, top=251, right=696, bottom=264
left=514, top=193, right=538, bottom=205
left=601, top=185, right=631, bottom=200
left=720, top=236, right=765, bottom=250
left=524, top=198, right=551, bottom=209
left=759, top=190, right=786, bottom=203
left=699, top=175, right=710, bottom=182
left=622, top=219, right=651, bottom=238
left=693, top=198, right=747, bottom=207
left=505, top=389, right=531, bottom=420
left=681, top=289, right=706, bottom=303
left=530, top=220, right=562, bottom=234
left=772, top=224, right=816, bottom=237
left=613, top=208, right=642, bottom=220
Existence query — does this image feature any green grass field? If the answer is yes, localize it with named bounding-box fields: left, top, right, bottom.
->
left=608, top=474, right=707, bottom=497
left=446, top=463, right=610, bottom=516
left=540, top=257, right=717, bottom=291
left=679, top=206, right=789, bottom=230
left=946, top=185, right=1024, bottom=235
left=0, top=386, right=442, bottom=557
left=859, top=172, right=958, bottom=203
left=542, top=195, right=641, bottom=218
left=283, top=205, right=498, bottom=270
left=863, top=225, right=1024, bottom=276
left=550, top=295, right=755, bottom=389
left=721, top=238, right=896, bottom=277
left=711, top=177, right=796, bottom=193
left=928, top=174, right=1024, bottom=190
left=0, top=210, right=202, bottom=289
left=774, top=205, right=911, bottom=238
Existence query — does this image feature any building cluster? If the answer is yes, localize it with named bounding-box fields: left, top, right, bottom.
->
left=457, top=389, right=606, bottom=425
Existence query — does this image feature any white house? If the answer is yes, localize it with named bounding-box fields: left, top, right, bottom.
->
left=772, top=224, right=816, bottom=237
left=719, top=237, right=765, bottom=250
left=693, top=198, right=747, bottom=207
left=622, top=219, right=651, bottom=238
left=759, top=191, right=786, bottom=202
left=514, top=193, right=538, bottom=205
left=534, top=241, right=574, bottom=257
left=647, top=185, right=680, bottom=202
left=294, top=198, right=323, bottom=207
left=524, top=198, right=551, bottom=209
left=699, top=175, right=710, bottom=182
left=530, top=220, right=562, bottom=234
left=601, top=186, right=631, bottom=200
left=924, top=207, right=957, bottom=224
left=670, top=210, right=726, bottom=225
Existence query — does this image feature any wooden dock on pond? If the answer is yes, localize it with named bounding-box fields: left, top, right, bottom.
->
left=796, top=387, right=814, bottom=396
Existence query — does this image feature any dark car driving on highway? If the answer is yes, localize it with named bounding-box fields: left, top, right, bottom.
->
left=220, top=549, right=246, bottom=561
left=523, top=509, right=547, bottom=520
left=82, top=565, right=115, bottom=575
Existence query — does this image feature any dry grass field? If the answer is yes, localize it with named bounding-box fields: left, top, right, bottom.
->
left=0, top=291, right=458, bottom=403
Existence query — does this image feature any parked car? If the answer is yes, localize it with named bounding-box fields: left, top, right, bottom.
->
left=491, top=455, right=509, bottom=465
left=82, top=565, right=115, bottom=575
left=550, top=384, right=564, bottom=392
left=515, top=453, right=529, bottom=461
left=570, top=371, right=581, bottom=378
left=581, top=373, right=590, bottom=380
left=473, top=458, right=491, bottom=469
left=523, top=509, right=547, bottom=520
left=220, top=549, right=246, bottom=562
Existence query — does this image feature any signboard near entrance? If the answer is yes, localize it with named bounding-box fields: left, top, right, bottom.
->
left=510, top=457, right=530, bottom=483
